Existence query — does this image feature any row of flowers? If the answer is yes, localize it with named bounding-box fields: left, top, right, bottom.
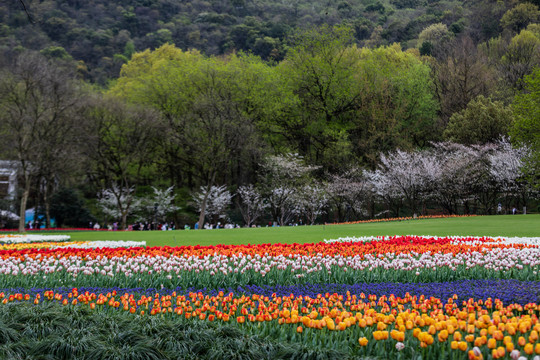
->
left=0, top=240, right=146, bottom=250
left=327, top=214, right=477, bottom=226
left=0, top=235, right=535, bottom=258
left=0, top=228, right=111, bottom=232
left=2, top=279, right=539, bottom=307
left=324, top=236, right=540, bottom=246
left=1, top=286, right=539, bottom=359
left=0, top=234, right=71, bottom=244
left=0, top=236, right=537, bottom=289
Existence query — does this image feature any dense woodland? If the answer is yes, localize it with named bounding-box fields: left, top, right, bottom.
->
left=0, top=0, right=538, bottom=230
left=1, top=0, right=538, bottom=83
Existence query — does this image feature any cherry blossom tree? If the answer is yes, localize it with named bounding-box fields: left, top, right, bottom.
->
left=296, top=183, right=328, bottom=225
left=363, top=140, right=533, bottom=216
left=468, top=143, right=505, bottom=215
left=259, top=154, right=318, bottom=226
left=368, top=149, right=436, bottom=216
left=137, top=186, right=179, bottom=222
left=193, top=185, right=232, bottom=225
left=97, top=184, right=140, bottom=228
left=488, top=138, right=532, bottom=212
left=364, top=167, right=404, bottom=217
left=489, top=139, right=529, bottom=192
left=326, top=168, right=370, bottom=222
left=265, top=187, right=300, bottom=226
left=236, top=184, right=267, bottom=227
left=427, top=143, right=487, bottom=214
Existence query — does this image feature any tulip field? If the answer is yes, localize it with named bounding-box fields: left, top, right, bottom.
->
left=1, top=218, right=540, bottom=359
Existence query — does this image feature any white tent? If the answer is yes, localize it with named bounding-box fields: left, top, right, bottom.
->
left=0, top=210, right=19, bottom=221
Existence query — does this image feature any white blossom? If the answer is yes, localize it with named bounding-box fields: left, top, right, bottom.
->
left=193, top=185, right=232, bottom=222
left=237, top=184, right=267, bottom=227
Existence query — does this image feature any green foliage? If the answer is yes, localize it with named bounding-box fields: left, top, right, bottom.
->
left=273, top=28, right=438, bottom=169
left=40, top=46, right=73, bottom=61
left=483, top=29, right=540, bottom=92
left=500, top=2, right=540, bottom=33
left=418, top=22, right=452, bottom=46
left=449, top=19, right=466, bottom=34
left=365, top=1, right=386, bottom=13
left=276, top=25, right=359, bottom=170
left=419, top=41, right=433, bottom=55
left=123, top=41, right=135, bottom=60
left=0, top=302, right=345, bottom=360
left=444, top=95, right=514, bottom=145
left=390, top=0, right=425, bottom=9
left=0, top=0, right=528, bottom=85
left=353, top=45, right=439, bottom=163
left=50, top=188, right=95, bottom=228
left=110, top=44, right=280, bottom=200
left=512, top=68, right=540, bottom=144
left=511, top=68, right=540, bottom=188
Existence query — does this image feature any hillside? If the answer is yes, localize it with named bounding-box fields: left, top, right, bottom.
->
left=0, top=0, right=524, bottom=83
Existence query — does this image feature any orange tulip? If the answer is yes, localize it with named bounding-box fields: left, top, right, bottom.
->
left=358, top=337, right=368, bottom=346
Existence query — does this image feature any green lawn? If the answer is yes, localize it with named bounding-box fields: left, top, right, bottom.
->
left=57, top=214, right=540, bottom=247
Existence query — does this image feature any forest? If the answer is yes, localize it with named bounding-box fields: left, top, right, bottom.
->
left=1, top=0, right=538, bottom=83
left=0, top=0, right=538, bottom=230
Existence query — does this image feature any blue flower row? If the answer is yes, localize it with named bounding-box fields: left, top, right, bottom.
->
left=2, top=279, right=539, bottom=305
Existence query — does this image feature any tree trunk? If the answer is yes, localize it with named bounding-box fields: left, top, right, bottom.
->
left=122, top=212, right=128, bottom=231
left=45, top=201, right=51, bottom=228
left=44, top=184, right=51, bottom=228
left=197, top=186, right=211, bottom=230
left=18, top=181, right=30, bottom=233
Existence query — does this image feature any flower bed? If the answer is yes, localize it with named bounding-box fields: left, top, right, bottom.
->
left=0, top=240, right=146, bottom=250
left=0, top=234, right=71, bottom=244
left=327, top=214, right=477, bottom=226
left=1, top=285, right=539, bottom=359
left=0, top=236, right=538, bottom=289
left=0, top=235, right=539, bottom=359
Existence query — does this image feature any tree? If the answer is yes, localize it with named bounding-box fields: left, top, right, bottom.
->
left=368, top=149, right=437, bottom=216
left=271, top=31, right=439, bottom=170
left=428, top=143, right=488, bottom=214
left=82, top=96, right=164, bottom=229
left=419, top=41, right=434, bottom=56
left=443, top=95, right=514, bottom=145
left=499, top=30, right=540, bottom=92
left=193, top=185, right=232, bottom=225
left=488, top=139, right=531, bottom=209
left=481, top=30, right=540, bottom=93
left=276, top=25, right=362, bottom=170
left=464, top=143, right=501, bottom=215
left=136, top=186, right=179, bottom=223
left=364, top=166, right=403, bottom=217
left=429, top=142, right=516, bottom=215
left=50, top=187, right=94, bottom=228
left=259, top=154, right=318, bottom=226
left=236, top=184, right=267, bottom=227
left=296, top=183, right=328, bottom=225
left=98, top=185, right=140, bottom=227
left=40, top=46, right=73, bottom=61
left=326, top=168, right=370, bottom=221
left=500, top=3, right=540, bottom=33
left=0, top=52, right=83, bottom=232
left=434, top=36, right=496, bottom=126
left=418, top=23, right=453, bottom=49
left=511, top=68, right=540, bottom=189
left=110, top=45, right=275, bottom=230
left=352, top=44, right=439, bottom=165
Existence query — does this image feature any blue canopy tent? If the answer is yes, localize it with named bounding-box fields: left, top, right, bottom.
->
left=24, top=208, right=56, bottom=228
